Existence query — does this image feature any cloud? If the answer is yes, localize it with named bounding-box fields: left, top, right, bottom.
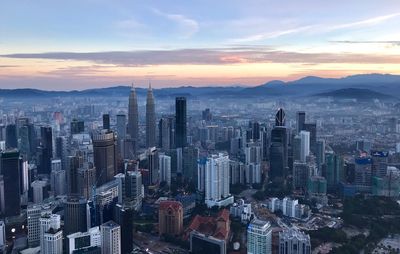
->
left=331, top=40, right=400, bottom=46
left=3, top=47, right=400, bottom=66
left=231, top=25, right=315, bottom=43
left=330, top=12, right=400, bottom=30
left=152, top=9, right=199, bottom=38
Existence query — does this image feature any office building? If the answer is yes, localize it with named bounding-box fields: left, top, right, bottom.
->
left=101, top=221, right=121, bottom=254
left=102, top=114, right=110, bottom=130
left=159, top=116, right=173, bottom=150
left=158, top=201, right=183, bottom=236
left=299, top=131, right=310, bottom=162
left=247, top=218, right=272, bottom=254
left=115, top=171, right=143, bottom=211
left=42, top=228, right=63, bottom=254
left=92, top=131, right=117, bottom=186
left=71, top=119, right=85, bottom=135
left=296, top=111, right=306, bottom=134
left=1, top=149, right=21, bottom=216
left=5, top=124, right=17, bottom=149
left=147, top=147, right=159, bottom=185
left=146, top=85, right=157, bottom=148
left=159, top=154, right=171, bottom=186
left=39, top=213, right=61, bottom=251
left=64, top=197, right=89, bottom=236
left=67, top=227, right=101, bottom=254
left=127, top=86, right=139, bottom=152
left=279, top=228, right=311, bottom=254
left=116, top=114, right=126, bottom=140
left=175, top=97, right=187, bottom=148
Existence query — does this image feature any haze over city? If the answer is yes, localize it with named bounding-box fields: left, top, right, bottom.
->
left=1, top=0, right=400, bottom=90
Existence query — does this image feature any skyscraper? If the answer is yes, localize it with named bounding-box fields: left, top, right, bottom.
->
left=71, top=119, right=84, bottom=135
left=247, top=218, right=272, bottom=254
left=127, top=86, right=139, bottom=151
left=92, top=131, right=117, bottom=186
left=39, top=213, right=61, bottom=252
left=175, top=97, right=187, bottom=148
left=1, top=149, right=21, bottom=216
left=146, top=85, right=157, bottom=148
left=275, top=108, right=286, bottom=127
left=116, top=114, right=127, bottom=140
left=269, top=127, right=289, bottom=180
left=64, top=197, right=89, bottom=236
left=102, top=114, right=110, bottom=130
left=147, top=147, right=159, bottom=185
left=159, top=154, right=171, bottom=186
left=296, top=111, right=306, bottom=134
left=159, top=116, right=173, bottom=150
left=101, top=221, right=121, bottom=254
left=300, top=131, right=310, bottom=162
left=5, top=124, right=17, bottom=149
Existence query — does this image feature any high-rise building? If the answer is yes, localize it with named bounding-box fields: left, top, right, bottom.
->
left=204, top=153, right=233, bottom=208
left=116, top=114, right=127, bottom=140
left=158, top=201, right=183, bottom=236
left=183, top=146, right=199, bottom=181
left=159, top=116, right=173, bottom=150
left=296, top=111, right=306, bottom=134
left=1, top=149, right=21, bottom=216
left=299, top=131, right=310, bottom=162
left=0, top=221, right=5, bottom=251
left=303, top=123, right=317, bottom=155
left=67, top=226, right=101, bottom=254
left=78, top=164, right=97, bottom=199
left=31, top=179, right=50, bottom=203
left=39, top=213, right=61, bottom=251
left=127, top=86, right=139, bottom=151
left=64, top=197, right=89, bottom=236
left=247, top=218, right=272, bottom=254
left=269, top=126, right=289, bottom=180
left=159, top=154, right=171, bottom=186
left=114, top=204, right=134, bottom=254
left=115, top=170, right=143, bottom=211
left=41, top=126, right=53, bottom=157
left=67, top=155, right=82, bottom=196
left=147, top=147, right=159, bottom=185
left=279, top=228, right=311, bottom=254
left=293, top=161, right=309, bottom=190
left=5, top=124, right=17, bottom=149
left=102, top=114, right=110, bottom=130
left=175, top=97, right=187, bottom=148
left=51, top=167, right=67, bottom=196
left=101, top=221, right=121, bottom=254
left=43, top=228, right=63, bottom=254
left=146, top=85, right=157, bottom=148
left=27, top=205, right=51, bottom=247
left=71, top=119, right=85, bottom=135
left=275, top=108, right=286, bottom=127
left=92, top=131, right=117, bottom=186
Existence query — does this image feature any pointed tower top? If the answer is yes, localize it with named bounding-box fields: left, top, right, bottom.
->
left=131, top=82, right=135, bottom=91
left=148, top=80, right=152, bottom=90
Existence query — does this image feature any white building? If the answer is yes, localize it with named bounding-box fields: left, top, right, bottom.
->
left=266, top=197, right=310, bottom=219
left=204, top=153, right=234, bottom=208
left=27, top=205, right=51, bottom=247
left=246, top=163, right=262, bottom=184
left=42, top=228, right=63, bottom=254
left=159, top=154, right=171, bottom=186
left=115, top=171, right=143, bottom=211
left=31, top=180, right=49, bottom=204
left=279, top=228, right=311, bottom=254
left=67, top=226, right=101, bottom=253
left=39, top=213, right=62, bottom=254
left=247, top=218, right=272, bottom=254
left=0, top=220, right=5, bottom=251
left=101, top=220, right=121, bottom=254
left=230, top=199, right=252, bottom=223
left=300, top=131, right=310, bottom=162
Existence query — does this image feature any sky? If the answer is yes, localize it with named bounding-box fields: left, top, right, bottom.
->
left=1, top=0, right=400, bottom=90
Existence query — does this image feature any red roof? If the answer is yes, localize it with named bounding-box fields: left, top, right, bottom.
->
left=184, top=209, right=230, bottom=241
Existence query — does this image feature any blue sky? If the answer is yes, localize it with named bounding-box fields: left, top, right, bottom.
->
left=1, top=0, right=400, bottom=90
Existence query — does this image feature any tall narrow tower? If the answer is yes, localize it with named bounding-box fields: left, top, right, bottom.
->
left=175, top=97, right=187, bottom=148
left=146, top=83, right=156, bottom=148
left=127, top=84, right=139, bottom=151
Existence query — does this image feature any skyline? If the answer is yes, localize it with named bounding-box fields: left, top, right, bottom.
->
left=1, top=0, right=400, bottom=90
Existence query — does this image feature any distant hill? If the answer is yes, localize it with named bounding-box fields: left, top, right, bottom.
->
left=314, top=88, right=396, bottom=100
left=1, top=73, right=400, bottom=99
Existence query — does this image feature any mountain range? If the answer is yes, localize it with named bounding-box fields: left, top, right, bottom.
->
left=1, top=73, right=399, bottom=100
